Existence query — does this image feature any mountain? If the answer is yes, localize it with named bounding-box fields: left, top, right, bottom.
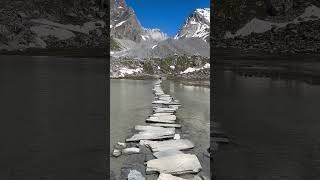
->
left=110, top=0, right=144, bottom=42
left=175, top=8, right=210, bottom=42
left=110, top=0, right=168, bottom=43
left=112, top=37, right=209, bottom=59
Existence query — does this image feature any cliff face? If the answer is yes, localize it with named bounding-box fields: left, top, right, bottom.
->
left=0, top=0, right=108, bottom=52
left=110, top=0, right=144, bottom=42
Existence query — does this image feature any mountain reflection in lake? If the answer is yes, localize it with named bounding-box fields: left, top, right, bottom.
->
left=214, top=68, right=320, bottom=180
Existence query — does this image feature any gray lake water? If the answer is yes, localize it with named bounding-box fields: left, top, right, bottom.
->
left=110, top=79, right=210, bottom=179
left=214, top=69, right=320, bottom=180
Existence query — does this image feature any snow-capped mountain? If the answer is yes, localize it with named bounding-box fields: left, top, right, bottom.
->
left=175, top=8, right=210, bottom=42
left=110, top=0, right=168, bottom=43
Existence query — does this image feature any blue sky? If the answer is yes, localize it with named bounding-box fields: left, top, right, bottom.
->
left=126, top=0, right=210, bottom=37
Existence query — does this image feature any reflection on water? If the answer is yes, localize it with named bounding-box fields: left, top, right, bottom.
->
left=214, top=69, right=320, bottom=180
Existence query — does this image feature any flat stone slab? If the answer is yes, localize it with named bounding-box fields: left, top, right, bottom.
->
left=134, top=125, right=174, bottom=131
left=122, top=147, right=140, bottom=154
left=153, top=149, right=184, bottom=159
left=146, top=118, right=176, bottom=124
left=142, top=139, right=194, bottom=152
left=154, top=108, right=177, bottom=113
left=157, top=173, right=202, bottom=180
left=152, top=113, right=174, bottom=116
left=149, top=123, right=182, bottom=128
left=146, top=154, right=202, bottom=175
left=152, top=100, right=170, bottom=104
left=148, top=115, right=176, bottom=121
left=126, top=127, right=175, bottom=142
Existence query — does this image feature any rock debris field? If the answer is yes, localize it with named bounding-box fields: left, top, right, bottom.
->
left=111, top=79, right=210, bottom=180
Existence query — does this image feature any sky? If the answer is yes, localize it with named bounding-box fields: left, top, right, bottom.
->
left=126, top=0, right=210, bottom=37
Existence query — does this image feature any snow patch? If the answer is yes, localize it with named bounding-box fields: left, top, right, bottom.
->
left=180, top=63, right=210, bottom=74
left=119, top=67, right=143, bottom=77
left=170, top=65, right=175, bottom=70
left=115, top=20, right=126, bottom=28
left=196, top=8, right=210, bottom=23
left=152, top=45, right=157, bottom=49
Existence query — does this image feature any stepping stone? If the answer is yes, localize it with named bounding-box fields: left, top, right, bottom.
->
left=122, top=147, right=140, bottom=154
left=159, top=97, right=173, bottom=101
left=153, top=149, right=184, bottom=159
left=146, top=154, right=202, bottom=175
left=154, top=107, right=177, bottom=113
left=173, top=134, right=180, bottom=140
left=147, top=115, right=176, bottom=121
left=157, top=173, right=202, bottom=180
left=152, top=100, right=169, bottom=104
left=146, top=118, right=176, bottom=124
left=126, top=127, right=175, bottom=142
left=148, top=123, right=182, bottom=128
left=152, top=113, right=174, bottom=116
left=142, top=139, right=194, bottom=152
left=134, top=125, right=174, bottom=131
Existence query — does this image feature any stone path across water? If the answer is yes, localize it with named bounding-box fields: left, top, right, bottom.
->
left=112, top=79, right=210, bottom=180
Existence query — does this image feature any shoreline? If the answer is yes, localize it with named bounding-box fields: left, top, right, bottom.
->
left=110, top=76, right=210, bottom=87
left=0, top=48, right=107, bottom=58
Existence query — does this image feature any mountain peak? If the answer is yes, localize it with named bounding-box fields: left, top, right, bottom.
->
left=175, top=8, right=210, bottom=42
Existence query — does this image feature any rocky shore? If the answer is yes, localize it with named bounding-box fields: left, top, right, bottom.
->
left=110, top=56, right=210, bottom=82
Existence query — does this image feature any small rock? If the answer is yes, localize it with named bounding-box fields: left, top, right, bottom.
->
left=115, top=142, right=127, bottom=149
left=173, top=134, right=180, bottom=140
left=127, top=169, right=145, bottom=180
left=112, top=149, right=121, bottom=157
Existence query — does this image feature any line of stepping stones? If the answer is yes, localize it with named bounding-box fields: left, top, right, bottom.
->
left=112, top=79, right=207, bottom=180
